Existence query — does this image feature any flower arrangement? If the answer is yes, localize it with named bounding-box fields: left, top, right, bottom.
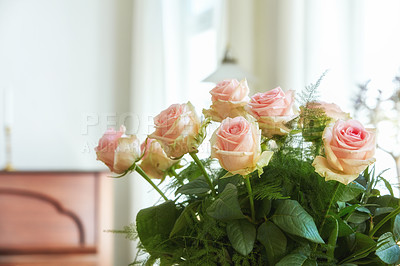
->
left=96, top=75, right=400, bottom=265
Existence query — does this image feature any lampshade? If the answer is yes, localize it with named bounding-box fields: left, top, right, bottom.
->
left=202, top=48, right=255, bottom=83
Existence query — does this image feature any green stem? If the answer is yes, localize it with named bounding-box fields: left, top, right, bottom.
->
left=169, top=168, right=183, bottom=185
left=245, top=177, right=255, bottom=222
left=170, top=168, right=179, bottom=177
left=319, top=182, right=341, bottom=233
left=189, top=152, right=216, bottom=196
left=135, top=165, right=169, bottom=201
left=369, top=205, right=400, bottom=237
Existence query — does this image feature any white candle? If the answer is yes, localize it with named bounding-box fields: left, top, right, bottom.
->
left=4, top=87, right=14, bottom=127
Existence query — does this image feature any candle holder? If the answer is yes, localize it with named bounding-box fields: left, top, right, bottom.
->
left=4, top=125, right=14, bottom=171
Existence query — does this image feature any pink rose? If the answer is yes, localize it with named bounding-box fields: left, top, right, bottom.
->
left=211, top=116, right=269, bottom=176
left=306, top=101, right=350, bottom=121
left=150, top=102, right=201, bottom=158
left=139, top=138, right=178, bottom=179
left=203, top=79, right=250, bottom=122
left=312, top=119, right=376, bottom=184
left=246, top=87, right=296, bottom=138
left=95, top=126, right=141, bottom=174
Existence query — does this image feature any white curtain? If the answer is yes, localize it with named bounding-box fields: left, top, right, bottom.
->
left=229, top=0, right=399, bottom=106
left=115, top=0, right=400, bottom=263
left=112, top=1, right=225, bottom=264
left=229, top=0, right=400, bottom=193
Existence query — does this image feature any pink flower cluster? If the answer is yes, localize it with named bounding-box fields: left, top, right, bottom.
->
left=95, top=78, right=376, bottom=185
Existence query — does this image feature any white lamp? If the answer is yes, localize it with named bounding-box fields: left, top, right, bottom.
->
left=203, top=48, right=255, bottom=84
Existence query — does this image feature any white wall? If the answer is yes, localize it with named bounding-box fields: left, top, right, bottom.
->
left=0, top=0, right=132, bottom=171
left=0, top=0, right=134, bottom=264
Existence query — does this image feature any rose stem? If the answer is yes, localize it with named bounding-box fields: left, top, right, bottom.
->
left=135, top=165, right=169, bottom=201
left=319, top=182, right=340, bottom=233
left=189, top=152, right=216, bottom=196
left=245, top=177, right=256, bottom=222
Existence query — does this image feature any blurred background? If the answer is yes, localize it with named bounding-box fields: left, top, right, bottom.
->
left=1, top=0, right=400, bottom=265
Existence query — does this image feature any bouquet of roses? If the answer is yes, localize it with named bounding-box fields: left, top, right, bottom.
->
left=95, top=77, right=400, bottom=265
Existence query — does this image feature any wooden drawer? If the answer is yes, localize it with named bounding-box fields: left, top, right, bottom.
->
left=0, top=172, right=113, bottom=266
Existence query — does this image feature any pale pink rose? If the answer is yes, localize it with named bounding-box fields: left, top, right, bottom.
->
left=312, top=119, right=376, bottom=185
left=203, top=79, right=250, bottom=122
left=139, top=138, right=178, bottom=179
left=95, top=126, right=141, bottom=174
left=150, top=102, right=201, bottom=158
left=306, top=101, right=350, bottom=121
left=210, top=116, right=262, bottom=176
left=246, top=87, right=296, bottom=138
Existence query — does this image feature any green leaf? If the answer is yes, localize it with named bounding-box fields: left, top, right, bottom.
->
left=217, top=174, right=241, bottom=193
left=374, top=207, right=394, bottom=216
left=257, top=221, right=287, bottom=265
left=337, top=219, right=354, bottom=237
left=276, top=253, right=308, bottom=266
left=302, top=259, right=317, bottom=266
left=175, top=176, right=210, bottom=195
left=271, top=200, right=324, bottom=244
left=169, top=201, right=201, bottom=237
left=338, top=204, right=361, bottom=218
left=368, top=195, right=398, bottom=208
left=226, top=219, right=256, bottom=256
left=346, top=233, right=377, bottom=262
left=394, top=214, right=400, bottom=240
left=339, top=233, right=377, bottom=264
left=375, top=232, right=400, bottom=264
left=207, top=183, right=245, bottom=220
left=354, top=232, right=376, bottom=250
left=326, top=218, right=339, bottom=262
left=177, top=158, right=213, bottom=182
left=323, top=215, right=354, bottom=238
left=378, top=175, right=394, bottom=197
left=256, top=198, right=271, bottom=219
left=335, top=181, right=365, bottom=202
left=347, top=211, right=370, bottom=224
left=136, top=201, right=178, bottom=248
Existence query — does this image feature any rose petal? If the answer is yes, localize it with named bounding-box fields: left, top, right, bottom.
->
left=151, top=102, right=200, bottom=158
left=323, top=126, right=344, bottom=172
left=113, top=135, right=141, bottom=174
left=312, top=156, right=360, bottom=185
left=215, top=150, right=255, bottom=174
left=339, top=157, right=376, bottom=175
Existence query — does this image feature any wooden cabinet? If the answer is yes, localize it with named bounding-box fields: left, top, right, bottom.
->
left=0, top=172, right=113, bottom=266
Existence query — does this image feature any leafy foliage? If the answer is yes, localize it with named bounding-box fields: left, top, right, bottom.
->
left=125, top=139, right=400, bottom=265
left=110, top=76, right=399, bottom=264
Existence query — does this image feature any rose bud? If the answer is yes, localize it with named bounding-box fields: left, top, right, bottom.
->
left=246, top=87, right=296, bottom=138
left=95, top=126, right=141, bottom=174
left=139, top=138, right=178, bottom=179
left=150, top=102, right=201, bottom=158
left=203, top=79, right=250, bottom=122
left=312, top=119, right=376, bottom=185
left=210, top=116, right=272, bottom=176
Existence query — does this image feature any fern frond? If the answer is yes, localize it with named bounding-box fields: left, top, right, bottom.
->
left=298, top=70, right=329, bottom=105
left=253, top=180, right=286, bottom=200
